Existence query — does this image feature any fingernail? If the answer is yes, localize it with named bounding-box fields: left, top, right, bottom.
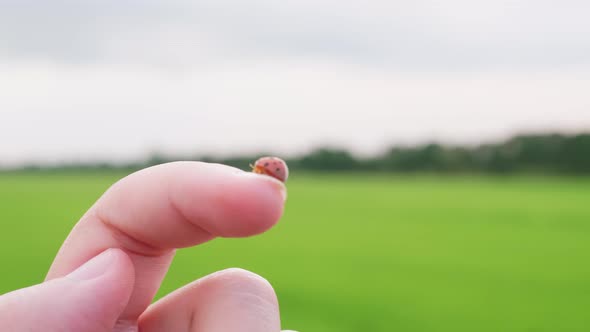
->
left=240, top=171, right=288, bottom=202
left=273, top=179, right=288, bottom=202
left=68, top=249, right=117, bottom=281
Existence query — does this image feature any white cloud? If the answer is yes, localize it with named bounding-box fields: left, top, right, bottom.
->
left=1, top=1, right=589, bottom=165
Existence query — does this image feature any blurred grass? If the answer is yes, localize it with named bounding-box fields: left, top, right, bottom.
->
left=1, top=172, right=590, bottom=331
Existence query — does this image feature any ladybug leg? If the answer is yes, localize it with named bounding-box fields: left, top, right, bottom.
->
left=251, top=165, right=265, bottom=175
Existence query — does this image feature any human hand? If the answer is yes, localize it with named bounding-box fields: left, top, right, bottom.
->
left=0, top=162, right=296, bottom=332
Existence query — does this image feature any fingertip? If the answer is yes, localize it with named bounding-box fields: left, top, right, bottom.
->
left=218, top=172, right=287, bottom=237
left=139, top=267, right=281, bottom=332
left=204, top=268, right=279, bottom=307
left=172, top=163, right=287, bottom=238
left=238, top=171, right=288, bottom=202
left=194, top=267, right=281, bottom=330
left=75, top=248, right=135, bottom=298
left=104, top=248, right=135, bottom=285
left=67, top=248, right=133, bottom=283
left=72, top=249, right=135, bottom=327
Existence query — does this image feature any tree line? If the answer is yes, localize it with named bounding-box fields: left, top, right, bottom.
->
left=8, top=133, right=590, bottom=174
left=288, top=133, right=590, bottom=174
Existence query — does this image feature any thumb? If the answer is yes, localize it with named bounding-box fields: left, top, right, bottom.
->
left=0, top=248, right=135, bottom=332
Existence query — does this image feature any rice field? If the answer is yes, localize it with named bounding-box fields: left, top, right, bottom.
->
left=1, top=172, right=589, bottom=331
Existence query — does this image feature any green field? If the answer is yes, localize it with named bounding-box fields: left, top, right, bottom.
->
left=1, top=172, right=589, bottom=331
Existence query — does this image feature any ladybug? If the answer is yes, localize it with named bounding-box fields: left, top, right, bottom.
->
left=251, top=156, right=289, bottom=183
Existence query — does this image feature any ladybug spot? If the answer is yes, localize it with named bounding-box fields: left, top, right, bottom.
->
left=264, top=162, right=269, bottom=166
left=276, top=168, right=281, bottom=172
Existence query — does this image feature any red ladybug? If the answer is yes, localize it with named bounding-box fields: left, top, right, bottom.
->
left=251, top=156, right=289, bottom=183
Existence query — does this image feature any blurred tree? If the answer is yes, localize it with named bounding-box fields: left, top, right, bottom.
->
left=5, top=133, right=590, bottom=175
left=560, top=134, right=590, bottom=173
left=299, top=148, right=359, bottom=171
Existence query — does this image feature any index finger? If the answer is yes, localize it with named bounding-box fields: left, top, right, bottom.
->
left=45, top=161, right=287, bottom=321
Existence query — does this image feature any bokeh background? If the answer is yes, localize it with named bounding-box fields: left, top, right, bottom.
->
left=1, top=1, right=590, bottom=331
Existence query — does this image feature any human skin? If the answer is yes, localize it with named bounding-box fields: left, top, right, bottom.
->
left=0, top=161, right=297, bottom=332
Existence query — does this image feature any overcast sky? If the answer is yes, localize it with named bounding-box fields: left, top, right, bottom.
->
left=1, top=1, right=589, bottom=165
